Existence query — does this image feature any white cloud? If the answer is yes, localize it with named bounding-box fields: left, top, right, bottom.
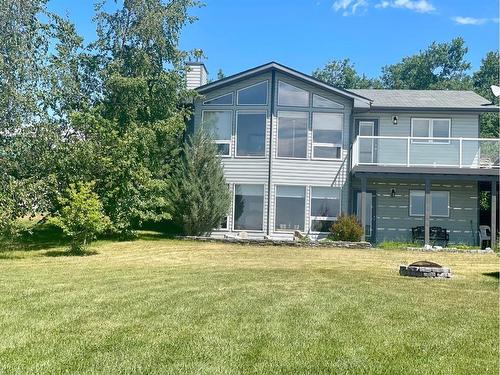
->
left=375, top=0, right=435, bottom=13
left=332, top=0, right=369, bottom=16
left=452, top=16, right=498, bottom=25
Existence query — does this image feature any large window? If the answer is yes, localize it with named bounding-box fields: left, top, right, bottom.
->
left=278, top=81, right=309, bottom=107
left=236, top=112, right=266, bottom=157
left=202, top=110, right=232, bottom=156
left=234, top=184, right=264, bottom=231
left=409, top=190, right=450, bottom=217
left=275, top=186, right=305, bottom=231
left=311, top=187, right=341, bottom=232
left=203, top=92, right=233, bottom=105
left=277, top=111, right=308, bottom=158
left=312, top=113, right=343, bottom=159
left=411, top=118, right=450, bottom=144
left=237, top=81, right=268, bottom=105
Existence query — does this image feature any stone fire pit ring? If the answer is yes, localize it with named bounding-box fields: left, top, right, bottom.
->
left=399, top=261, right=452, bottom=278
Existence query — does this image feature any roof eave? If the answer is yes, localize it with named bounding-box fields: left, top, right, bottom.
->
left=354, top=106, right=499, bottom=113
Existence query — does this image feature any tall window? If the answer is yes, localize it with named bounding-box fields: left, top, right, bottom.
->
left=237, top=81, right=268, bottom=105
left=312, top=113, right=343, bottom=159
left=236, top=112, right=266, bottom=157
left=275, top=186, right=305, bottom=231
left=202, top=110, right=232, bottom=156
left=409, top=190, right=450, bottom=217
left=277, top=111, right=308, bottom=158
left=278, top=81, right=309, bottom=107
left=411, top=118, right=450, bottom=144
left=234, top=184, right=264, bottom=230
left=311, top=187, right=340, bottom=232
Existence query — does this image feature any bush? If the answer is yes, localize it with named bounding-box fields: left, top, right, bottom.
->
left=329, top=214, right=364, bottom=242
left=50, top=182, right=110, bottom=253
left=169, top=128, right=231, bottom=236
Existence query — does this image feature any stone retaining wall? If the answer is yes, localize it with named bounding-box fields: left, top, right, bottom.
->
left=176, top=236, right=372, bottom=249
left=400, top=265, right=452, bottom=278
left=406, top=247, right=494, bottom=254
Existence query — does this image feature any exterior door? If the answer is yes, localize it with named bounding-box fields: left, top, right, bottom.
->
left=353, top=190, right=376, bottom=242
left=355, top=120, right=378, bottom=164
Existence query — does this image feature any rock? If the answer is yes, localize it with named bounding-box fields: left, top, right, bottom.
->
left=238, top=231, right=248, bottom=239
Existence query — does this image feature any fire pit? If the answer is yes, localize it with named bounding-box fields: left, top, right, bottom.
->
left=399, top=261, right=452, bottom=278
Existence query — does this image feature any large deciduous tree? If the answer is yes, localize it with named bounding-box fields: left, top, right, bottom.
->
left=313, top=58, right=381, bottom=89
left=473, top=51, right=499, bottom=138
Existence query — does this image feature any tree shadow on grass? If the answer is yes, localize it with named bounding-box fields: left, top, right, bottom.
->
left=43, top=249, right=98, bottom=258
left=0, top=223, right=68, bottom=253
left=482, top=271, right=499, bottom=279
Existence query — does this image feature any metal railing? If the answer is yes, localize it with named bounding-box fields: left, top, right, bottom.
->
left=351, top=136, right=500, bottom=169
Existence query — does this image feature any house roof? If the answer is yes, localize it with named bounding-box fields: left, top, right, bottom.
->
left=196, top=61, right=372, bottom=104
left=350, top=89, right=498, bottom=112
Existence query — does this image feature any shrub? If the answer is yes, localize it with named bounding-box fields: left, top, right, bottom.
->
left=329, top=214, right=364, bottom=242
left=50, top=182, right=110, bottom=253
left=169, top=128, right=231, bottom=236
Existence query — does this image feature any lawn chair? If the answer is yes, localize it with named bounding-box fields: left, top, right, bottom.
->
left=479, top=225, right=491, bottom=249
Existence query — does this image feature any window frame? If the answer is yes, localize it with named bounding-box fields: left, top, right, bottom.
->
left=310, top=186, right=341, bottom=233
left=274, top=185, right=306, bottom=232
left=215, top=185, right=231, bottom=231
left=311, top=112, right=344, bottom=161
left=277, top=80, right=310, bottom=108
left=410, top=118, right=451, bottom=145
left=203, top=92, right=234, bottom=106
left=276, top=110, right=309, bottom=160
left=201, top=110, right=233, bottom=158
left=235, top=110, right=267, bottom=158
left=312, top=94, right=344, bottom=109
left=232, top=184, right=265, bottom=232
left=236, top=80, right=269, bottom=106
left=409, top=190, right=450, bottom=218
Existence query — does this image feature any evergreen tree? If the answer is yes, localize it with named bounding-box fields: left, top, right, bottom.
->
left=169, top=129, right=231, bottom=236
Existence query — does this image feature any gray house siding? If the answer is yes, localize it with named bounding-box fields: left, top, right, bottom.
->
left=351, top=177, right=479, bottom=245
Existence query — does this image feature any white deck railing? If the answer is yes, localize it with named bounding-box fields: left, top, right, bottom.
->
left=352, top=136, right=500, bottom=169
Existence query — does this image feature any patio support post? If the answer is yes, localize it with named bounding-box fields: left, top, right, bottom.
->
left=424, top=179, right=431, bottom=246
left=491, top=181, right=497, bottom=249
left=360, top=176, right=367, bottom=242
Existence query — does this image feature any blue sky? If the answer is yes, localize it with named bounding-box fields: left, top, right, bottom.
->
left=48, top=0, right=499, bottom=80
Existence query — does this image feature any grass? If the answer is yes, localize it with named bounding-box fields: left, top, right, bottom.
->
left=0, top=232, right=498, bottom=374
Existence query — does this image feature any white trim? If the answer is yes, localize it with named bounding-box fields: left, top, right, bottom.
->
left=410, top=118, right=451, bottom=144
left=203, top=92, right=234, bottom=105
left=232, top=183, right=266, bottom=232
left=235, top=110, right=268, bottom=158
left=309, top=186, right=341, bottom=234
left=236, top=80, right=269, bottom=106
left=201, top=110, right=233, bottom=157
left=409, top=190, right=450, bottom=218
left=311, top=112, right=344, bottom=161
left=277, top=80, right=310, bottom=108
left=274, top=184, right=307, bottom=232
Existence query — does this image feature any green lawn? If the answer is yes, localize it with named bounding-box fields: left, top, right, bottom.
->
left=0, top=234, right=498, bottom=374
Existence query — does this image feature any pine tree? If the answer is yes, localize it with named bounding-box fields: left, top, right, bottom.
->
left=169, top=129, right=231, bottom=236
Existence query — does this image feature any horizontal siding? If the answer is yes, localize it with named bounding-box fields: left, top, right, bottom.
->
left=352, top=178, right=478, bottom=245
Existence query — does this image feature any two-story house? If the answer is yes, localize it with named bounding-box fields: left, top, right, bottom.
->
left=188, top=61, right=499, bottom=247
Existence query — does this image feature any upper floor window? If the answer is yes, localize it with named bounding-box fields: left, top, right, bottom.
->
left=237, top=81, right=268, bottom=105
left=411, top=118, right=450, bottom=144
left=278, top=81, right=309, bottom=107
left=203, top=92, right=233, bottom=105
left=312, top=94, right=344, bottom=109
left=236, top=111, right=266, bottom=157
left=277, top=111, right=308, bottom=159
left=312, top=113, right=343, bottom=159
left=201, top=110, right=232, bottom=156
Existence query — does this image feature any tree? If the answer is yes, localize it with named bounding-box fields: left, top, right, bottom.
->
left=313, top=58, right=381, bottom=89
left=473, top=51, right=499, bottom=138
left=50, top=182, right=110, bottom=253
left=381, top=37, right=472, bottom=90
left=169, top=129, right=231, bottom=236
left=217, top=69, right=225, bottom=80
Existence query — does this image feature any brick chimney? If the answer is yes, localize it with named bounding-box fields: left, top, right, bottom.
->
left=186, top=62, right=208, bottom=89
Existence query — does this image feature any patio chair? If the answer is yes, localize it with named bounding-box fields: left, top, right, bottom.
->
left=479, top=225, right=491, bottom=249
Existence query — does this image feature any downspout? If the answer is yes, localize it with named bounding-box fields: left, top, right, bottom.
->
left=266, top=70, right=276, bottom=236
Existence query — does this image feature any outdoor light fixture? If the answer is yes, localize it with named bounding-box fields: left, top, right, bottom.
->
left=391, top=188, right=396, bottom=198
left=392, top=115, right=398, bottom=125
